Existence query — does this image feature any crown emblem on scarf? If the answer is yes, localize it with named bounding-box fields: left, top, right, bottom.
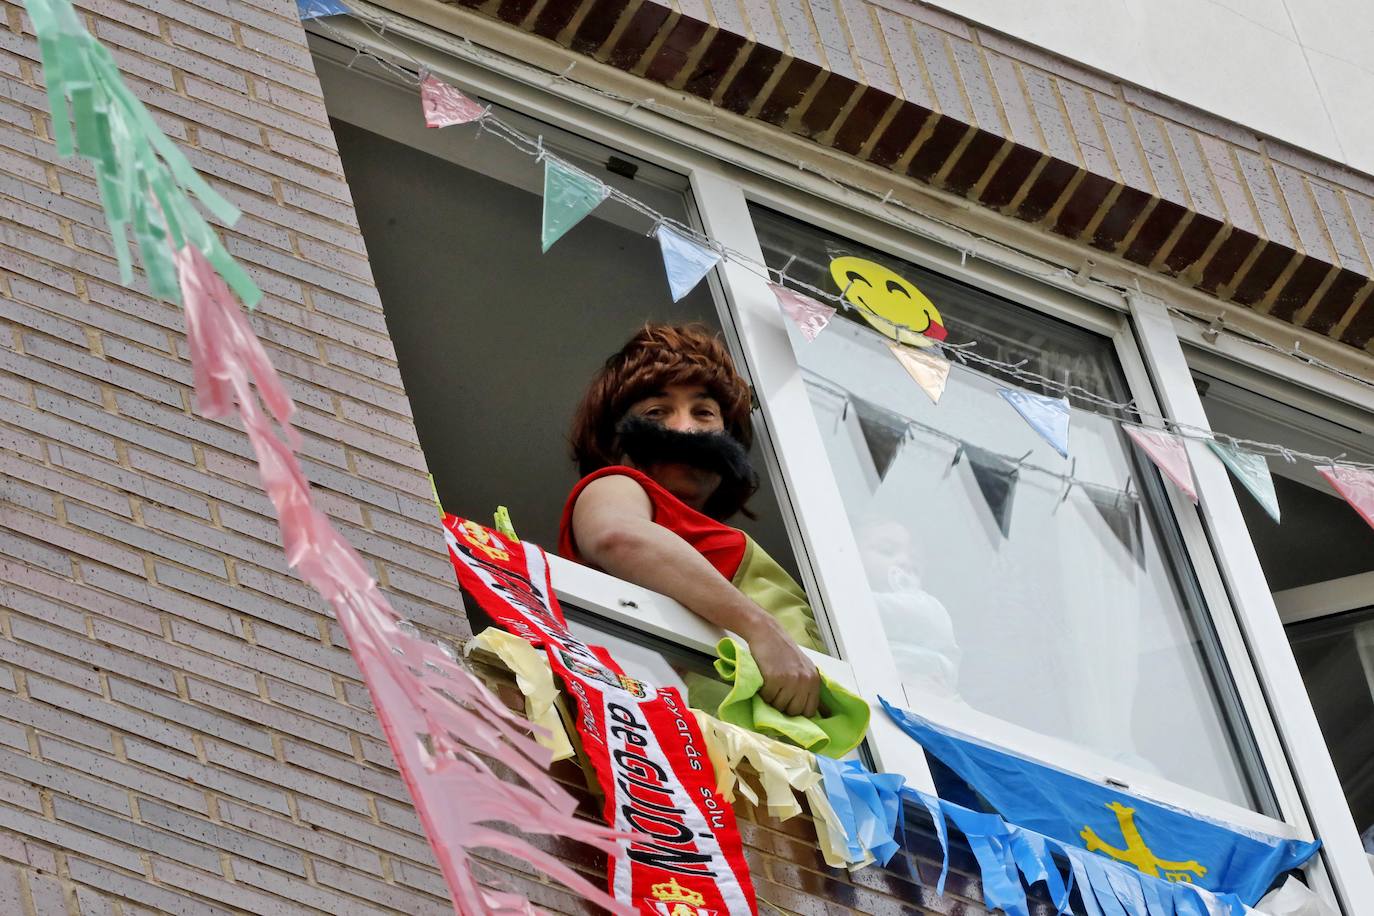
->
left=651, top=878, right=705, bottom=906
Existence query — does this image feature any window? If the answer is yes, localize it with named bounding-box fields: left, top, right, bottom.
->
left=318, top=51, right=818, bottom=706
left=746, top=205, right=1270, bottom=810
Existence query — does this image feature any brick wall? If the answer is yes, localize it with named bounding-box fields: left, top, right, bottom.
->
left=0, top=0, right=479, bottom=910
left=0, top=0, right=1023, bottom=911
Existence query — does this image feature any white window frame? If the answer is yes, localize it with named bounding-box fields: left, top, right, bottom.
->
left=308, top=7, right=1374, bottom=907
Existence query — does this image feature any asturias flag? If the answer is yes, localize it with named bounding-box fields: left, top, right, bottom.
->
left=882, top=700, right=1318, bottom=904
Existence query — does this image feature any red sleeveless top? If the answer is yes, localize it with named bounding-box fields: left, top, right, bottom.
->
left=557, top=466, right=747, bottom=580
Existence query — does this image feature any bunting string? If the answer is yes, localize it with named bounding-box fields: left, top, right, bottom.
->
left=304, top=5, right=1374, bottom=482
left=306, top=0, right=1374, bottom=402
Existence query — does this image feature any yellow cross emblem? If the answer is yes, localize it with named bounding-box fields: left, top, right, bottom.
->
left=1081, top=802, right=1207, bottom=882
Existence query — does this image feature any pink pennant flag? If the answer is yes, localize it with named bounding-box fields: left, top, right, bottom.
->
left=1317, top=464, right=1374, bottom=532
left=420, top=74, right=486, bottom=128
left=769, top=282, right=836, bottom=342
left=174, top=244, right=630, bottom=916
left=1124, top=425, right=1198, bottom=504
left=890, top=343, right=950, bottom=404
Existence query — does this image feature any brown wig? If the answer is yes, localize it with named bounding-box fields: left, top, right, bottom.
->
left=570, top=323, right=755, bottom=520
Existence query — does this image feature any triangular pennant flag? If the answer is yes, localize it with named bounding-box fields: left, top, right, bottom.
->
left=541, top=159, right=609, bottom=252
left=958, top=444, right=1019, bottom=537
left=1123, top=425, right=1198, bottom=504
left=890, top=344, right=950, bottom=405
left=654, top=224, right=721, bottom=302
left=769, top=283, right=835, bottom=342
left=1316, top=464, right=1374, bottom=533
left=998, top=388, right=1070, bottom=458
left=852, top=398, right=907, bottom=481
left=1084, top=486, right=1143, bottom=568
left=420, top=74, right=486, bottom=128
left=296, top=0, right=348, bottom=19
left=1208, top=442, right=1281, bottom=523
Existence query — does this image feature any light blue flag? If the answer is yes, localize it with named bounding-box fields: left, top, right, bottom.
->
left=882, top=700, right=1318, bottom=905
left=1207, top=441, right=1280, bottom=523
left=541, top=159, right=608, bottom=252
left=654, top=224, right=721, bottom=301
left=999, top=387, right=1071, bottom=458
left=297, top=0, right=348, bottom=19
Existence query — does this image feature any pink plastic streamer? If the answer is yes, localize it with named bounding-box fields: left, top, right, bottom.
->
left=421, top=74, right=487, bottom=128
left=174, top=244, right=631, bottom=916
left=1317, top=464, right=1374, bottom=533
left=769, top=282, right=836, bottom=342
left=1123, top=424, right=1198, bottom=504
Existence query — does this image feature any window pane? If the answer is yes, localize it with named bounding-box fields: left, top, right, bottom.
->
left=1288, top=608, right=1374, bottom=851
left=749, top=205, right=1267, bottom=809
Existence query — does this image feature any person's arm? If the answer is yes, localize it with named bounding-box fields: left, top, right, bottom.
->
left=571, top=474, right=821, bottom=717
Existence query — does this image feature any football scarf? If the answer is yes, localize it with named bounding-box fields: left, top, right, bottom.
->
left=443, top=516, right=757, bottom=916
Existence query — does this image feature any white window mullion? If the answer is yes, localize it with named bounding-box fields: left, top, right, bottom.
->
left=689, top=168, right=935, bottom=791
left=1130, top=292, right=1374, bottom=911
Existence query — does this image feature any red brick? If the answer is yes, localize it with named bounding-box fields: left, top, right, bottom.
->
left=1163, top=214, right=1224, bottom=276
left=905, top=116, right=972, bottom=183
left=758, top=58, right=822, bottom=126
left=1267, top=258, right=1332, bottom=322
left=867, top=100, right=934, bottom=168
left=941, top=130, right=1004, bottom=196
left=1230, top=243, right=1298, bottom=306
left=1303, top=270, right=1370, bottom=335
left=644, top=15, right=708, bottom=84
left=1053, top=172, right=1115, bottom=239
left=682, top=30, right=748, bottom=100
left=1016, top=158, right=1079, bottom=222
left=1198, top=229, right=1262, bottom=295
left=1090, top=186, right=1153, bottom=253
left=605, top=2, right=670, bottom=70
left=977, top=145, right=1041, bottom=209
left=1123, top=198, right=1187, bottom=266
left=799, top=72, right=860, bottom=139
left=720, top=44, right=784, bottom=115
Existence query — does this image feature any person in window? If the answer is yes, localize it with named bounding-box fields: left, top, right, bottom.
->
left=560, top=323, right=824, bottom=717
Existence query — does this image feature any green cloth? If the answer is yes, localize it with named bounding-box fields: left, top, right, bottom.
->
left=712, top=637, right=869, bottom=758
left=732, top=536, right=824, bottom=652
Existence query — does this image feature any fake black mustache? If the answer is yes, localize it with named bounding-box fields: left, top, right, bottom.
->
left=615, top=415, right=757, bottom=491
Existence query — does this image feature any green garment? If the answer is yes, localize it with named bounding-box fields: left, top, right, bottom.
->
left=732, top=535, right=824, bottom=651
left=712, top=637, right=869, bottom=758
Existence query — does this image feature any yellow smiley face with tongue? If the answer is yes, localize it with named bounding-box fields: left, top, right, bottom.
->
left=829, top=256, right=947, bottom=348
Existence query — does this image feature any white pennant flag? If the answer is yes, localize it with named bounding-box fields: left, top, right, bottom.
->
left=1124, top=425, right=1198, bottom=503
left=890, top=344, right=950, bottom=405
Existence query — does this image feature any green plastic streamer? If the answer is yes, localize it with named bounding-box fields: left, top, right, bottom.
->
left=23, top=0, right=262, bottom=309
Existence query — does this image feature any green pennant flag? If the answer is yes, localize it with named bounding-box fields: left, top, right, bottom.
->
left=1208, top=441, right=1281, bottom=523
left=541, top=159, right=608, bottom=252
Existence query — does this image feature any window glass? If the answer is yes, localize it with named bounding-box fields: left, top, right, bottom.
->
left=1288, top=607, right=1374, bottom=854
left=749, top=205, right=1267, bottom=809
left=1195, top=371, right=1374, bottom=839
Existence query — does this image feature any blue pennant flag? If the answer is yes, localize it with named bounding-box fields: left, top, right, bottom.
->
left=882, top=700, right=1318, bottom=905
left=654, top=224, right=721, bottom=301
left=999, top=387, right=1071, bottom=458
left=297, top=0, right=348, bottom=19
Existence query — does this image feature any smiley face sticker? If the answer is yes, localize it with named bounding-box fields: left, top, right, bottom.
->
left=828, top=256, right=947, bottom=347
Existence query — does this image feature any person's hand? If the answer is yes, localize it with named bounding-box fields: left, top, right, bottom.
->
left=747, top=622, right=820, bottom=718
